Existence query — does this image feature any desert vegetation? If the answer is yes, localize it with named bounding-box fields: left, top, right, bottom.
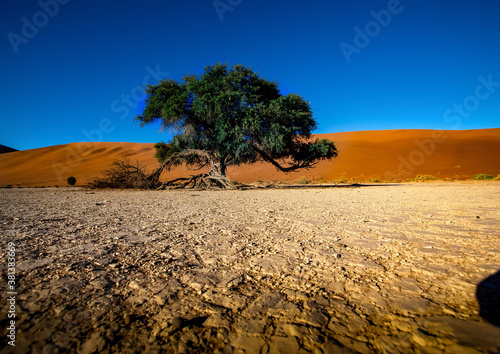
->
left=413, top=174, right=438, bottom=182
left=473, top=174, right=495, bottom=180
left=89, top=160, right=161, bottom=189
left=134, top=63, right=338, bottom=189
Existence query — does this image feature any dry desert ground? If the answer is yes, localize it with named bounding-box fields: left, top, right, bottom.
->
left=1, top=183, right=500, bottom=353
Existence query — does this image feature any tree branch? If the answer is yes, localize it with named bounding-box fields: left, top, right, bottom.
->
left=150, top=149, right=213, bottom=179
left=251, top=144, right=317, bottom=173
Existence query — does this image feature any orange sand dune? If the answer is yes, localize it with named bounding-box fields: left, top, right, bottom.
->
left=1, top=129, right=499, bottom=187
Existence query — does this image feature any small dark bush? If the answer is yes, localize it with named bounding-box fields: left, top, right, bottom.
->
left=67, top=176, right=77, bottom=186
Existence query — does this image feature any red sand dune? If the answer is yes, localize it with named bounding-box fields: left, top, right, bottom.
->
left=1, top=129, right=499, bottom=187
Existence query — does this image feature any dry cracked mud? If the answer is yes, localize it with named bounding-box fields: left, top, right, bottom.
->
left=1, top=183, right=499, bottom=353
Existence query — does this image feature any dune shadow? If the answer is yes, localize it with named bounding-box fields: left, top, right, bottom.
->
left=476, top=269, right=500, bottom=327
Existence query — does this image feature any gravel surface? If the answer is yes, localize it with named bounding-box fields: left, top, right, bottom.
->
left=1, top=184, right=499, bottom=353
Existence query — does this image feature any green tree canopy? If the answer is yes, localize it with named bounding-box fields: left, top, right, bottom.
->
left=136, top=63, right=338, bottom=183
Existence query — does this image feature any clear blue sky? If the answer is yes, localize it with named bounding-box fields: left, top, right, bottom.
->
left=1, top=0, right=499, bottom=150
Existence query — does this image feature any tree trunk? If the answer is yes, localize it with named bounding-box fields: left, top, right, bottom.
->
left=156, top=150, right=235, bottom=189
left=208, top=156, right=227, bottom=177
left=219, top=158, right=227, bottom=177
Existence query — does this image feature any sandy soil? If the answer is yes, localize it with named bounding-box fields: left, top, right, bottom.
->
left=1, top=184, right=499, bottom=353
left=1, top=129, right=499, bottom=187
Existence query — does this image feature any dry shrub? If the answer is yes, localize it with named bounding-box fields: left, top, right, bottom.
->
left=413, top=174, right=438, bottom=182
left=89, top=160, right=160, bottom=189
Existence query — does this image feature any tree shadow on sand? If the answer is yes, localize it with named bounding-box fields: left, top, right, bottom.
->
left=476, top=269, right=500, bottom=327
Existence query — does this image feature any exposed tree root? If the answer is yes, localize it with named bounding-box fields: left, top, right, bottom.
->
left=158, top=173, right=237, bottom=190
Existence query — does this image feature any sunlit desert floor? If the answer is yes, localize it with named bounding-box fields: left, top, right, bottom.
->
left=1, top=183, right=499, bottom=353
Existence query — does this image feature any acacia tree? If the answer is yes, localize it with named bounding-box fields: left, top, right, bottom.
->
left=136, top=63, right=338, bottom=188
